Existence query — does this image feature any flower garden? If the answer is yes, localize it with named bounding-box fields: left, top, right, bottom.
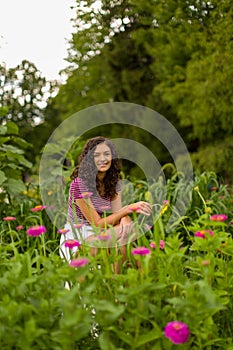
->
left=1, top=162, right=233, bottom=349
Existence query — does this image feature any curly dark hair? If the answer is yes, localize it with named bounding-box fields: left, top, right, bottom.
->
left=70, top=136, right=121, bottom=199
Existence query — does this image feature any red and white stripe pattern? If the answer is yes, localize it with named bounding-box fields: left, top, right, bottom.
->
left=67, top=177, right=120, bottom=224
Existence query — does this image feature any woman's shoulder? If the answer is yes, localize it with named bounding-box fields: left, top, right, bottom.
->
left=116, top=179, right=122, bottom=193
left=70, top=177, right=89, bottom=191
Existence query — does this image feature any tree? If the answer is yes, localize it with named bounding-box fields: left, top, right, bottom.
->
left=0, top=60, right=57, bottom=130
left=45, top=0, right=233, bottom=181
left=0, top=60, right=58, bottom=163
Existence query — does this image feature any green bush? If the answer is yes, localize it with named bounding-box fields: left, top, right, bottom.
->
left=0, top=171, right=233, bottom=349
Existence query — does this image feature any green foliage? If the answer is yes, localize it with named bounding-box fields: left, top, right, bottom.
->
left=0, top=171, right=233, bottom=348
left=0, top=122, right=32, bottom=208
left=43, top=0, right=233, bottom=182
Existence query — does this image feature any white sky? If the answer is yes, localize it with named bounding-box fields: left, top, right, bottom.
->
left=0, top=0, right=75, bottom=81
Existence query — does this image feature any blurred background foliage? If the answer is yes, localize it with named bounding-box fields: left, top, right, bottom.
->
left=0, top=0, right=232, bottom=182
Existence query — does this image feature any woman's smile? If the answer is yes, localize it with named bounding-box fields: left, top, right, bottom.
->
left=94, top=143, right=112, bottom=172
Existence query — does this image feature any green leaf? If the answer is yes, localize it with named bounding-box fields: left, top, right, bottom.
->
left=0, top=125, right=7, bottom=135
left=0, top=136, right=11, bottom=145
left=0, top=144, right=24, bottom=154
left=98, top=332, right=118, bottom=350
left=5, top=178, right=26, bottom=196
left=0, top=170, right=7, bottom=185
left=135, top=328, right=162, bottom=348
left=6, top=121, right=19, bottom=135
left=13, top=137, right=32, bottom=150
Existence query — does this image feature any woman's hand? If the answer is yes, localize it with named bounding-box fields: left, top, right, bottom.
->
left=128, top=201, right=152, bottom=216
left=119, top=215, right=132, bottom=236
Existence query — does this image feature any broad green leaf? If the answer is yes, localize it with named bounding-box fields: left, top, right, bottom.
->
left=0, top=170, right=7, bottom=185
left=135, top=328, right=162, bottom=348
left=6, top=121, right=19, bottom=135
left=5, top=178, right=26, bottom=196
left=0, top=125, right=7, bottom=135
left=13, top=137, right=32, bottom=150
left=0, top=144, right=24, bottom=154
left=98, top=332, right=118, bottom=350
left=0, top=136, right=11, bottom=145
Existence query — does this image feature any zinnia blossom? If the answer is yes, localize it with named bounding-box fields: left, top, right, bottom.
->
left=194, top=230, right=214, bottom=239
left=73, top=223, right=84, bottom=229
left=57, top=228, right=70, bottom=234
left=100, top=205, right=111, bottom=212
left=132, top=246, right=150, bottom=255
left=27, top=225, right=46, bottom=236
left=210, top=214, right=228, bottom=222
left=78, top=191, right=93, bottom=199
left=150, top=240, right=165, bottom=249
left=164, top=321, right=190, bottom=344
left=30, top=205, right=46, bottom=212
left=16, top=225, right=24, bottom=231
left=69, top=257, right=89, bottom=268
left=3, top=216, right=17, bottom=221
left=64, top=240, right=81, bottom=249
left=97, top=233, right=111, bottom=241
left=128, top=204, right=141, bottom=212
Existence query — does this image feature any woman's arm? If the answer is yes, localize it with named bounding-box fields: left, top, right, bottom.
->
left=76, top=195, right=151, bottom=229
left=76, top=197, right=131, bottom=228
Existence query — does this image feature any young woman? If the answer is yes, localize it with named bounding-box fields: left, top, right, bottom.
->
left=60, top=136, right=152, bottom=261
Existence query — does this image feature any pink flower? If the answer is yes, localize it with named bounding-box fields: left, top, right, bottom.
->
left=73, top=223, right=84, bottom=229
left=64, top=240, right=81, bottom=249
left=194, top=230, right=214, bottom=239
left=128, top=204, right=141, bottom=213
left=210, top=214, right=228, bottom=222
left=16, top=225, right=24, bottom=231
left=27, top=225, right=46, bottom=236
left=97, top=233, right=111, bottom=241
left=163, top=200, right=169, bottom=205
left=132, top=246, right=150, bottom=255
left=78, top=192, right=93, bottom=199
left=3, top=216, right=17, bottom=221
left=100, top=205, right=111, bottom=212
left=164, top=321, right=190, bottom=344
left=48, top=205, right=55, bottom=211
left=57, top=228, right=70, bottom=234
left=150, top=240, right=165, bottom=249
left=30, top=205, right=46, bottom=212
left=69, top=257, right=89, bottom=268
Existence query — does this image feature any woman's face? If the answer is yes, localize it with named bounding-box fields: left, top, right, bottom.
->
left=93, top=142, right=112, bottom=173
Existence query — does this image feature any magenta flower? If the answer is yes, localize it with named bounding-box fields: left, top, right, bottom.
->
left=64, top=239, right=81, bottom=249
left=164, top=321, right=190, bottom=344
left=69, top=257, right=89, bottom=268
left=30, top=205, right=46, bottom=212
left=73, top=223, right=84, bottom=229
left=194, top=230, right=214, bottom=239
left=128, top=204, right=141, bottom=213
left=100, top=205, right=111, bottom=211
left=97, top=233, right=111, bottom=241
left=78, top=191, right=93, bottom=199
left=57, top=228, right=70, bottom=234
left=132, top=246, right=150, bottom=255
left=210, top=214, right=228, bottom=222
left=150, top=240, right=165, bottom=249
left=16, top=225, right=24, bottom=231
left=27, top=225, right=46, bottom=236
left=3, top=216, right=17, bottom=221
